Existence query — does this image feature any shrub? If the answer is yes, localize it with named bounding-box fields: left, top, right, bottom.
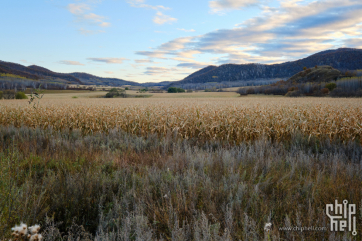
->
left=105, top=88, right=125, bottom=98
left=321, top=88, right=329, bottom=94
left=325, top=82, right=337, bottom=91
left=2, top=90, right=16, bottom=99
left=285, top=90, right=303, bottom=97
left=0, top=91, right=2, bottom=99
left=15, top=92, right=28, bottom=99
left=167, top=87, right=185, bottom=93
left=187, top=89, right=193, bottom=93
left=246, top=87, right=255, bottom=95
left=236, top=87, right=247, bottom=96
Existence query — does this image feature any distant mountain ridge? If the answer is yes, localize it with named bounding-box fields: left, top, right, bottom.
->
left=171, top=48, right=362, bottom=86
left=0, top=61, right=83, bottom=84
left=69, top=72, right=140, bottom=86
left=0, top=61, right=139, bottom=86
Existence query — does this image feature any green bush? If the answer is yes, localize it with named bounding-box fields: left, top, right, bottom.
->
left=15, top=91, right=28, bottom=99
left=167, top=87, right=185, bottom=93
left=0, top=91, right=3, bottom=99
left=325, top=82, right=337, bottom=91
left=105, top=88, right=125, bottom=98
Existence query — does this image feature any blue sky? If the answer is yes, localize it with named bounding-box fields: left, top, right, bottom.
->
left=1, top=0, right=362, bottom=83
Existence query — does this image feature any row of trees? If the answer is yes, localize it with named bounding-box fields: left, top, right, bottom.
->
left=169, top=79, right=280, bottom=90
left=237, top=77, right=362, bottom=97
left=0, top=90, right=28, bottom=99
left=0, top=77, right=67, bottom=91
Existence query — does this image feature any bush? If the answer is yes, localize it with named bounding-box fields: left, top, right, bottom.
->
left=0, top=91, right=2, bottom=99
left=187, top=89, right=193, bottom=93
left=325, top=82, right=337, bottom=91
left=246, top=88, right=255, bottom=95
left=236, top=88, right=247, bottom=96
left=167, top=87, right=185, bottom=93
left=105, top=88, right=125, bottom=98
left=2, top=90, right=16, bottom=99
left=321, top=88, right=329, bottom=94
left=285, top=90, right=303, bottom=97
left=15, top=91, right=28, bottom=99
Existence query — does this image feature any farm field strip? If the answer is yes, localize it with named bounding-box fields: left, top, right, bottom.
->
left=1, top=97, right=362, bottom=144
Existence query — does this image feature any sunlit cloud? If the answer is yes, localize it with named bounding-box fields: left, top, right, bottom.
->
left=153, top=12, right=177, bottom=25
left=135, top=50, right=168, bottom=59
left=87, top=58, right=129, bottom=64
left=59, top=60, right=85, bottom=66
left=177, top=28, right=196, bottom=32
left=137, top=0, right=362, bottom=67
left=135, top=59, right=154, bottom=63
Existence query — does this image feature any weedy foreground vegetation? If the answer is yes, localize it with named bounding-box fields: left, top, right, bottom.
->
left=1, top=97, right=362, bottom=240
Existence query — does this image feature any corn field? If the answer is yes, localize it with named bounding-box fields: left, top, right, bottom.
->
left=1, top=97, right=362, bottom=144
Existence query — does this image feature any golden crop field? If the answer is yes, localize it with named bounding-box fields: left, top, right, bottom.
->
left=1, top=97, right=362, bottom=144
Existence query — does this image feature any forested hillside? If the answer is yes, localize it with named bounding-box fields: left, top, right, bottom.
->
left=0, top=61, right=82, bottom=84
left=172, top=48, right=362, bottom=86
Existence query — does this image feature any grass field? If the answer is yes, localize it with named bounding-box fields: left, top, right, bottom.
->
left=1, top=93, right=361, bottom=240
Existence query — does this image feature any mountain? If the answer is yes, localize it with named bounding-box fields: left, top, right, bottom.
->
left=170, top=48, right=362, bottom=86
left=69, top=72, right=140, bottom=86
left=0, top=61, right=83, bottom=84
left=0, top=60, right=140, bottom=87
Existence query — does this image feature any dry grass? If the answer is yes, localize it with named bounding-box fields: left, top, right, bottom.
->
left=1, top=97, right=361, bottom=144
left=1, top=96, right=362, bottom=240
left=1, top=126, right=361, bottom=240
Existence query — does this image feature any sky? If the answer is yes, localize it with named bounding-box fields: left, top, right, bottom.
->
left=1, top=0, right=362, bottom=83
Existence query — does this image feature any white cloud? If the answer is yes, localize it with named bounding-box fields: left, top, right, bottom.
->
left=177, top=28, right=196, bottom=32
left=67, top=3, right=90, bottom=14
left=59, top=60, right=85, bottom=66
left=159, top=37, right=193, bottom=51
left=127, top=0, right=170, bottom=11
left=209, top=0, right=261, bottom=13
left=127, top=0, right=176, bottom=25
left=135, top=59, right=154, bottom=63
left=153, top=11, right=177, bottom=25
left=87, top=58, right=129, bottom=64
left=104, top=71, right=114, bottom=74
left=67, top=3, right=110, bottom=31
left=135, top=50, right=168, bottom=59
left=144, top=66, right=184, bottom=76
